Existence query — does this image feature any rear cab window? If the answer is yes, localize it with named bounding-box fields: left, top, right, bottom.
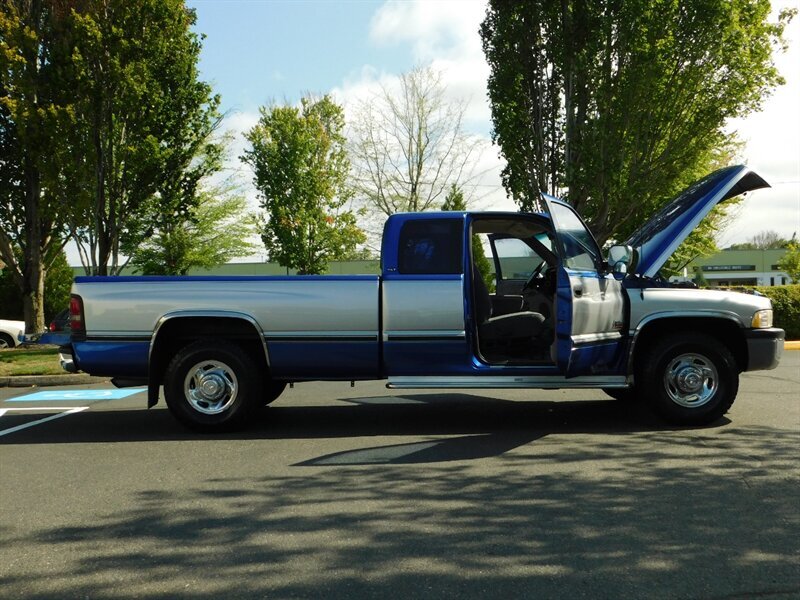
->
left=398, top=219, right=464, bottom=275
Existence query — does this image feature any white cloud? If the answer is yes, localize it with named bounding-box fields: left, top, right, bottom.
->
left=363, top=0, right=491, bottom=130
left=724, top=13, right=800, bottom=244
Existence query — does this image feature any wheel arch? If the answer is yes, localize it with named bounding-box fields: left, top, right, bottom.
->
left=147, top=311, right=270, bottom=407
left=629, top=315, right=748, bottom=379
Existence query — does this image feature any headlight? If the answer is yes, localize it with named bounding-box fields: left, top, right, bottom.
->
left=751, top=309, right=773, bottom=328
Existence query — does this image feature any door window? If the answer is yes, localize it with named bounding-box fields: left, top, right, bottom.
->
left=548, top=203, right=602, bottom=271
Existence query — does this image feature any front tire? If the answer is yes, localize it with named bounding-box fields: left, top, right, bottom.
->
left=164, top=340, right=261, bottom=432
left=640, top=333, right=738, bottom=425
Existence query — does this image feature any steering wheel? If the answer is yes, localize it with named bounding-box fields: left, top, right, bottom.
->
left=523, top=261, right=547, bottom=291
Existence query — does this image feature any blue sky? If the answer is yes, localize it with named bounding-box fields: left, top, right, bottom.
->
left=183, top=0, right=800, bottom=246
left=188, top=1, right=411, bottom=115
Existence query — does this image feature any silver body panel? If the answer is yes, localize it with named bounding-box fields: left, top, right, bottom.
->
left=569, top=272, right=626, bottom=338
left=381, top=278, right=466, bottom=341
left=73, top=278, right=381, bottom=339
left=627, top=287, right=771, bottom=333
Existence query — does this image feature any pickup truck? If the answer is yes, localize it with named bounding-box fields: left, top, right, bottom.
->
left=62, top=165, right=784, bottom=432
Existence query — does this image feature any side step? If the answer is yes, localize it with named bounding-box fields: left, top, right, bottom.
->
left=387, top=375, right=629, bottom=389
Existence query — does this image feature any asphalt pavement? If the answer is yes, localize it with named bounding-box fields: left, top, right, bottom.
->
left=1, top=353, right=798, bottom=599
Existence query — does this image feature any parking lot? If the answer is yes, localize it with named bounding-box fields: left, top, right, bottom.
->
left=1, top=352, right=798, bottom=599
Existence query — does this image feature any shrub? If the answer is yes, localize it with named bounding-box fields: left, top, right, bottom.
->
left=755, top=285, right=800, bottom=339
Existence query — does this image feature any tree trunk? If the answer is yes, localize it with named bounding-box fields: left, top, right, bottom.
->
left=23, top=164, right=45, bottom=333
left=21, top=265, right=45, bottom=335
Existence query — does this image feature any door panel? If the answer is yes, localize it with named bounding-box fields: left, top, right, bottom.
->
left=542, top=195, right=627, bottom=376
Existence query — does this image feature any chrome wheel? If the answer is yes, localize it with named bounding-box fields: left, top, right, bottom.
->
left=663, top=352, right=718, bottom=408
left=183, top=360, right=239, bottom=415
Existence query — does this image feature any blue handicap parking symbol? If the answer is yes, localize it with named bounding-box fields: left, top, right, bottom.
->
left=8, top=388, right=145, bottom=402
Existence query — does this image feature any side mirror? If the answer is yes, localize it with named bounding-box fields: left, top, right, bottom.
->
left=606, top=245, right=635, bottom=274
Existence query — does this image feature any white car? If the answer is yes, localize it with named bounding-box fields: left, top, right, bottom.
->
left=0, top=319, right=25, bottom=349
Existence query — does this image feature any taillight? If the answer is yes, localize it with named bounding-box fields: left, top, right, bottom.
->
left=70, top=295, right=86, bottom=335
left=49, top=321, right=56, bottom=332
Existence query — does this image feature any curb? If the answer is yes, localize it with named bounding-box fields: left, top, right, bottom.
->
left=0, top=374, right=110, bottom=388
left=785, top=341, right=800, bottom=351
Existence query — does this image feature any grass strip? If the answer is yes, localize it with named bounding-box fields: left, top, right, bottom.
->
left=0, top=346, right=64, bottom=377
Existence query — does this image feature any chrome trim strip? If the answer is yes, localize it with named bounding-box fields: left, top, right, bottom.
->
left=387, top=375, right=628, bottom=389
left=265, top=335, right=378, bottom=342
left=150, top=310, right=272, bottom=368
left=384, top=329, right=466, bottom=342
left=571, top=331, right=623, bottom=345
left=263, top=331, right=378, bottom=340
left=630, top=309, right=744, bottom=336
left=84, top=335, right=152, bottom=343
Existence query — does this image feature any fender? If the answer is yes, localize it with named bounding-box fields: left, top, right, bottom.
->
left=147, top=310, right=272, bottom=408
left=626, top=310, right=745, bottom=377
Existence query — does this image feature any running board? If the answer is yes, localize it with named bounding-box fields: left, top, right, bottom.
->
left=387, top=375, right=628, bottom=389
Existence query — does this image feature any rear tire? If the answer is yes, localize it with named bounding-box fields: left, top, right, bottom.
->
left=164, top=340, right=261, bottom=432
left=640, top=333, right=738, bottom=425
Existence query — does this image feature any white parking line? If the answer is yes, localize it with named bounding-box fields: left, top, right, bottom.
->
left=0, top=406, right=89, bottom=437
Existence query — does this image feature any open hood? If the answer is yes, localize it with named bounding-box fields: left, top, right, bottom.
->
left=625, top=165, right=769, bottom=277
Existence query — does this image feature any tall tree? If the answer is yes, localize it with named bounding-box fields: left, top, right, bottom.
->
left=243, top=95, right=366, bottom=275
left=68, top=0, right=220, bottom=275
left=349, top=66, right=485, bottom=231
left=481, top=1, right=794, bottom=246
left=0, top=0, right=78, bottom=332
left=441, top=184, right=494, bottom=290
left=129, top=178, right=258, bottom=276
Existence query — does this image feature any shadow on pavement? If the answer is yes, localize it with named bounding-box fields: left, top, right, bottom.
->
left=1, top=392, right=713, bottom=452
left=2, top=419, right=798, bottom=599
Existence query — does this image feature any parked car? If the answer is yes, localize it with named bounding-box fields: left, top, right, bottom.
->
left=0, top=319, right=25, bottom=349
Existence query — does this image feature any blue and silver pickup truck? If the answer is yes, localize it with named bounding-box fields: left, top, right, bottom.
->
left=62, top=165, right=784, bottom=431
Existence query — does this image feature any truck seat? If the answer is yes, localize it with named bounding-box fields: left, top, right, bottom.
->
left=473, top=264, right=545, bottom=342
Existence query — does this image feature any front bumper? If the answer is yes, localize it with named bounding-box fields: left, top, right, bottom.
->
left=745, top=328, right=784, bottom=371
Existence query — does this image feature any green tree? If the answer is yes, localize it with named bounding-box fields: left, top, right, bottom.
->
left=0, top=248, right=73, bottom=322
left=0, top=1, right=78, bottom=332
left=67, top=0, right=221, bottom=276
left=441, top=184, right=494, bottom=290
left=728, top=230, right=793, bottom=251
left=693, top=267, right=709, bottom=289
left=129, top=179, right=257, bottom=276
left=480, top=1, right=794, bottom=247
left=776, top=243, right=800, bottom=283
left=242, top=95, right=365, bottom=275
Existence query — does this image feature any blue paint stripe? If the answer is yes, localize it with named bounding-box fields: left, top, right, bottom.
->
left=75, top=275, right=380, bottom=283
left=7, top=388, right=145, bottom=402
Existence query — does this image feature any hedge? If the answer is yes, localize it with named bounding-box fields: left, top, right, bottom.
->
left=755, top=285, right=800, bottom=340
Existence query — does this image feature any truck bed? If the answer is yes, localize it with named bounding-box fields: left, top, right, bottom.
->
left=71, top=275, right=381, bottom=379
